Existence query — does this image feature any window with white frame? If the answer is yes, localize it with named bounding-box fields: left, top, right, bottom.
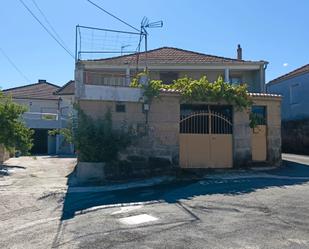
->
left=85, top=72, right=126, bottom=86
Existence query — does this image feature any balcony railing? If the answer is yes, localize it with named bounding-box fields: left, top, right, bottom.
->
left=23, top=112, right=58, bottom=120
left=22, top=112, right=68, bottom=129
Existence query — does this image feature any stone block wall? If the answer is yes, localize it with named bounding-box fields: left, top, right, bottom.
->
left=79, top=94, right=282, bottom=168
left=78, top=94, right=180, bottom=164
left=233, top=109, right=252, bottom=168
left=233, top=96, right=281, bottom=167
left=252, top=96, right=282, bottom=166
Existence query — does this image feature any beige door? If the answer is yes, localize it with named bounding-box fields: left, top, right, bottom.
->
left=210, top=134, right=233, bottom=168
left=252, top=125, right=267, bottom=161
left=179, top=134, right=211, bottom=168
left=179, top=111, right=233, bottom=168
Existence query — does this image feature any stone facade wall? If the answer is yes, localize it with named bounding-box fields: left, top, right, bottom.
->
left=79, top=94, right=281, bottom=168
left=233, top=109, right=252, bottom=168
left=253, top=97, right=282, bottom=166
left=78, top=94, right=180, bottom=163
left=233, top=97, right=282, bottom=167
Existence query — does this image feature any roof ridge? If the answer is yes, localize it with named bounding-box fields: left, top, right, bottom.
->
left=83, top=46, right=265, bottom=63
left=268, top=63, right=309, bottom=85
left=54, top=80, right=74, bottom=95
left=3, top=81, right=60, bottom=92
left=162, top=46, right=243, bottom=62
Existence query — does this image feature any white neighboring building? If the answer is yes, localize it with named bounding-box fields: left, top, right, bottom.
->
left=53, top=80, right=75, bottom=116
left=3, top=79, right=73, bottom=154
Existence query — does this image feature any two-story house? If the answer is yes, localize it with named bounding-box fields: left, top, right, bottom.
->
left=3, top=80, right=73, bottom=155
left=267, top=64, right=309, bottom=154
left=75, top=46, right=281, bottom=169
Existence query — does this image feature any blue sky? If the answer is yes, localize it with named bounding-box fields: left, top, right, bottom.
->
left=1, top=0, right=308, bottom=89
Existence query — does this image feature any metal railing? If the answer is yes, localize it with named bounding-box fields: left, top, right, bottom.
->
left=180, top=111, right=233, bottom=134
left=23, top=112, right=59, bottom=121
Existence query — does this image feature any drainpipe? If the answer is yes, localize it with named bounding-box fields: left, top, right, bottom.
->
left=125, top=63, right=130, bottom=86
left=260, top=62, right=268, bottom=93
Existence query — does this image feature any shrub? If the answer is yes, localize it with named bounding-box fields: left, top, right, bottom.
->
left=74, top=109, right=131, bottom=162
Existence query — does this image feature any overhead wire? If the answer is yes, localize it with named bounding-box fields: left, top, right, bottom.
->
left=0, top=47, right=31, bottom=83
left=30, top=0, right=71, bottom=53
left=85, top=0, right=141, bottom=33
left=18, top=0, right=75, bottom=59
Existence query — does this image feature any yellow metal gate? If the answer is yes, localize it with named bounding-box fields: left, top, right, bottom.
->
left=179, top=110, right=233, bottom=168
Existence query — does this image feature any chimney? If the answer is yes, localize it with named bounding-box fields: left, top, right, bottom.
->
left=237, top=44, right=242, bottom=60
left=38, top=79, right=46, bottom=83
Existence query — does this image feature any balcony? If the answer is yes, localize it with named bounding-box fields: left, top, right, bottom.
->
left=22, top=112, right=68, bottom=129
left=79, top=73, right=144, bottom=102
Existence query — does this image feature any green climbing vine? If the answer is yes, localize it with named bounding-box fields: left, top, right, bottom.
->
left=130, top=73, right=252, bottom=110
left=168, top=76, right=252, bottom=110
left=129, top=72, right=162, bottom=103
left=130, top=72, right=260, bottom=127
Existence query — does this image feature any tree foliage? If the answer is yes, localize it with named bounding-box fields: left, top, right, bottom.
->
left=48, top=127, right=73, bottom=144
left=0, top=92, right=33, bottom=154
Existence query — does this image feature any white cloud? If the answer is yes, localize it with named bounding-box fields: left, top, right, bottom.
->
left=283, top=63, right=289, bottom=67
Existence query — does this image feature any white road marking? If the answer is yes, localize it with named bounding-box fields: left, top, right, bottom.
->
left=287, top=238, right=308, bottom=245
left=119, top=214, right=158, bottom=225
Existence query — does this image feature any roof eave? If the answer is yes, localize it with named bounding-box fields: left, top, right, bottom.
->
left=268, top=70, right=309, bottom=86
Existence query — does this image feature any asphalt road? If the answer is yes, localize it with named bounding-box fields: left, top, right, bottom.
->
left=1, top=154, right=309, bottom=249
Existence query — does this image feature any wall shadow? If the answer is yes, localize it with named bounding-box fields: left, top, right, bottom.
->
left=60, top=159, right=309, bottom=220
left=0, top=165, right=26, bottom=176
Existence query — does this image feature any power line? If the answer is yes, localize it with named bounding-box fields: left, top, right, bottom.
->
left=86, top=0, right=140, bottom=33
left=30, top=0, right=71, bottom=53
left=0, top=47, right=31, bottom=83
left=18, top=0, right=74, bottom=59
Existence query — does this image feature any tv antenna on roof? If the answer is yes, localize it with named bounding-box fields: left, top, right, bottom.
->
left=137, top=17, right=163, bottom=71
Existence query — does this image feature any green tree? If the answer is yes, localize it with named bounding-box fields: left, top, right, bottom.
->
left=0, top=91, right=33, bottom=154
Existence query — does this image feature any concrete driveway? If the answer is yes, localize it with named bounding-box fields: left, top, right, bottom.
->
left=1, top=154, right=309, bottom=249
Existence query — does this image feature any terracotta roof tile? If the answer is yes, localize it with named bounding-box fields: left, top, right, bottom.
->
left=268, top=64, right=309, bottom=85
left=248, top=92, right=282, bottom=98
left=54, top=80, right=75, bottom=95
left=3, top=81, right=60, bottom=100
left=85, top=47, right=266, bottom=66
left=160, top=89, right=282, bottom=98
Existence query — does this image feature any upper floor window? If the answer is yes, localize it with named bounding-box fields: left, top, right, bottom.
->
left=85, top=72, right=126, bottom=86
left=290, top=83, right=300, bottom=105
left=115, top=103, right=126, bottom=113
left=160, top=72, right=178, bottom=85
left=230, top=76, right=242, bottom=85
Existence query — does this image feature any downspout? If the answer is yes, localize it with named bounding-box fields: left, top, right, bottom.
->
left=261, top=62, right=269, bottom=93
left=263, top=62, right=268, bottom=93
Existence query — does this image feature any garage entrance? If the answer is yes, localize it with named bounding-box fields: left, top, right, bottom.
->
left=179, top=105, right=233, bottom=168
left=31, top=129, right=48, bottom=154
